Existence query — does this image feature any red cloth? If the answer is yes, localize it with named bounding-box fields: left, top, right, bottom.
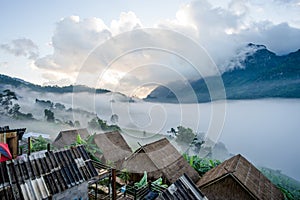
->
left=0, top=143, right=12, bottom=162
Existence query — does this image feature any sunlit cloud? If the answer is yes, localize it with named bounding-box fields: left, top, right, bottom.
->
left=25, top=0, right=300, bottom=97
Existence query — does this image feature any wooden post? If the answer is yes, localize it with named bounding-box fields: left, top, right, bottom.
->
left=28, top=137, right=31, bottom=156
left=112, top=168, right=117, bottom=200
left=47, top=143, right=50, bottom=151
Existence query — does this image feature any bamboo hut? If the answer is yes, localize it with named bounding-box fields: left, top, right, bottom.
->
left=197, top=154, right=284, bottom=200
left=92, top=131, right=132, bottom=169
left=52, top=128, right=90, bottom=149
left=122, top=138, right=200, bottom=184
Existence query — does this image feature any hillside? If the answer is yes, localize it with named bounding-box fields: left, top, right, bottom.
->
left=145, top=44, right=300, bottom=103
left=0, top=74, right=110, bottom=94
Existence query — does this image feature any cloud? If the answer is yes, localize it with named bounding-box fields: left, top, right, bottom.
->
left=0, top=38, right=39, bottom=60
left=157, top=0, right=300, bottom=69
left=34, top=12, right=143, bottom=86
left=238, top=22, right=300, bottom=54
left=0, top=62, right=9, bottom=68
left=32, top=1, right=300, bottom=96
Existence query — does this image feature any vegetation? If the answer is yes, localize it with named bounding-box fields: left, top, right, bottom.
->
left=44, top=109, right=55, bottom=122
left=69, top=133, right=102, bottom=162
left=0, top=74, right=110, bottom=94
left=110, top=114, right=119, bottom=124
left=119, top=169, right=130, bottom=184
left=28, top=136, right=52, bottom=153
left=36, top=98, right=54, bottom=108
left=183, top=154, right=221, bottom=176
left=88, top=116, right=121, bottom=132
left=260, top=167, right=300, bottom=200
left=175, top=126, right=195, bottom=144
left=0, top=89, right=34, bottom=120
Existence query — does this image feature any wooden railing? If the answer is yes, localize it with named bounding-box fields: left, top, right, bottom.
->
left=123, top=182, right=166, bottom=200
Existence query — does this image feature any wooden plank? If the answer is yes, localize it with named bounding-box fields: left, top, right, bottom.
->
left=5, top=132, right=17, bottom=138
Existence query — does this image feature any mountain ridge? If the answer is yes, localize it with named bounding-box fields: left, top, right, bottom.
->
left=145, top=44, right=300, bottom=103
left=0, top=74, right=110, bottom=94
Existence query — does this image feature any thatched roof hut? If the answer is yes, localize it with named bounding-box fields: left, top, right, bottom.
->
left=197, top=154, right=284, bottom=200
left=52, top=128, right=90, bottom=149
left=92, top=131, right=132, bottom=168
left=122, top=138, right=200, bottom=184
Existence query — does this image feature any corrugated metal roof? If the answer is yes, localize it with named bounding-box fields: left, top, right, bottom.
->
left=159, top=173, right=208, bottom=200
left=0, top=145, right=97, bottom=200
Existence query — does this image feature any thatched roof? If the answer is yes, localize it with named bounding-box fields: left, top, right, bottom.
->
left=92, top=131, right=132, bottom=168
left=122, top=138, right=200, bottom=184
left=197, top=154, right=284, bottom=200
left=52, top=128, right=90, bottom=149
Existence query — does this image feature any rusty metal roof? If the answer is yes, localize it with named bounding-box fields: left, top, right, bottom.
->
left=0, top=145, right=98, bottom=200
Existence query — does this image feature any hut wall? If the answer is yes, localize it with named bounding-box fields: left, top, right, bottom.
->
left=200, top=176, right=255, bottom=200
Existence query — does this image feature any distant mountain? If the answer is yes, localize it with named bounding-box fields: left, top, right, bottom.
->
left=0, top=74, right=110, bottom=94
left=145, top=43, right=300, bottom=103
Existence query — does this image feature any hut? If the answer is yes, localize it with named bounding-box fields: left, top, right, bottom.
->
left=92, top=131, right=132, bottom=169
left=0, top=126, right=26, bottom=158
left=52, top=128, right=90, bottom=149
left=0, top=145, right=98, bottom=200
left=197, top=154, right=284, bottom=200
left=122, top=138, right=200, bottom=184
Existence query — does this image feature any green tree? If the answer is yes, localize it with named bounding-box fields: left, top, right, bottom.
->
left=176, top=126, right=195, bottom=144
left=8, top=103, right=20, bottom=116
left=44, top=109, right=55, bottom=122
left=183, top=154, right=221, bottom=176
left=71, top=133, right=102, bottom=162
left=30, top=136, right=52, bottom=152
left=0, top=89, right=18, bottom=113
left=110, top=114, right=119, bottom=124
left=119, top=169, right=130, bottom=184
left=88, top=116, right=121, bottom=131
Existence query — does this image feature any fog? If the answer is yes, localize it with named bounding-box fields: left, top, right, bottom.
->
left=74, top=95, right=300, bottom=181
left=2, top=88, right=300, bottom=181
left=219, top=99, right=300, bottom=182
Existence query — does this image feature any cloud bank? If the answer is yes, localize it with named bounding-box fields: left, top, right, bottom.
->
left=7, top=0, right=300, bottom=96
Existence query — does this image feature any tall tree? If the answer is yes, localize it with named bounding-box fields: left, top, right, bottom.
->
left=0, top=89, right=18, bottom=113
left=44, top=109, right=55, bottom=122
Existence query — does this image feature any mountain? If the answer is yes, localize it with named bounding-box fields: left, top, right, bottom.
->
left=145, top=43, right=300, bottom=103
left=0, top=74, right=110, bottom=94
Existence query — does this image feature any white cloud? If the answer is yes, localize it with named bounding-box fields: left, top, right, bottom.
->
left=110, top=11, right=142, bottom=35
left=0, top=38, right=39, bottom=60
left=30, top=1, right=300, bottom=96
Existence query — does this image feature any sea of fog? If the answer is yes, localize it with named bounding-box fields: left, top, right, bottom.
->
left=94, top=97, right=300, bottom=181
left=13, top=90, right=300, bottom=181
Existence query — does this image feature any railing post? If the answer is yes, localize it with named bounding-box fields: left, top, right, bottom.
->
left=112, top=168, right=116, bottom=200
left=27, top=137, right=31, bottom=155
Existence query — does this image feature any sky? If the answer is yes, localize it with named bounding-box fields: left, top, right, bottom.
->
left=0, top=0, right=300, bottom=97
